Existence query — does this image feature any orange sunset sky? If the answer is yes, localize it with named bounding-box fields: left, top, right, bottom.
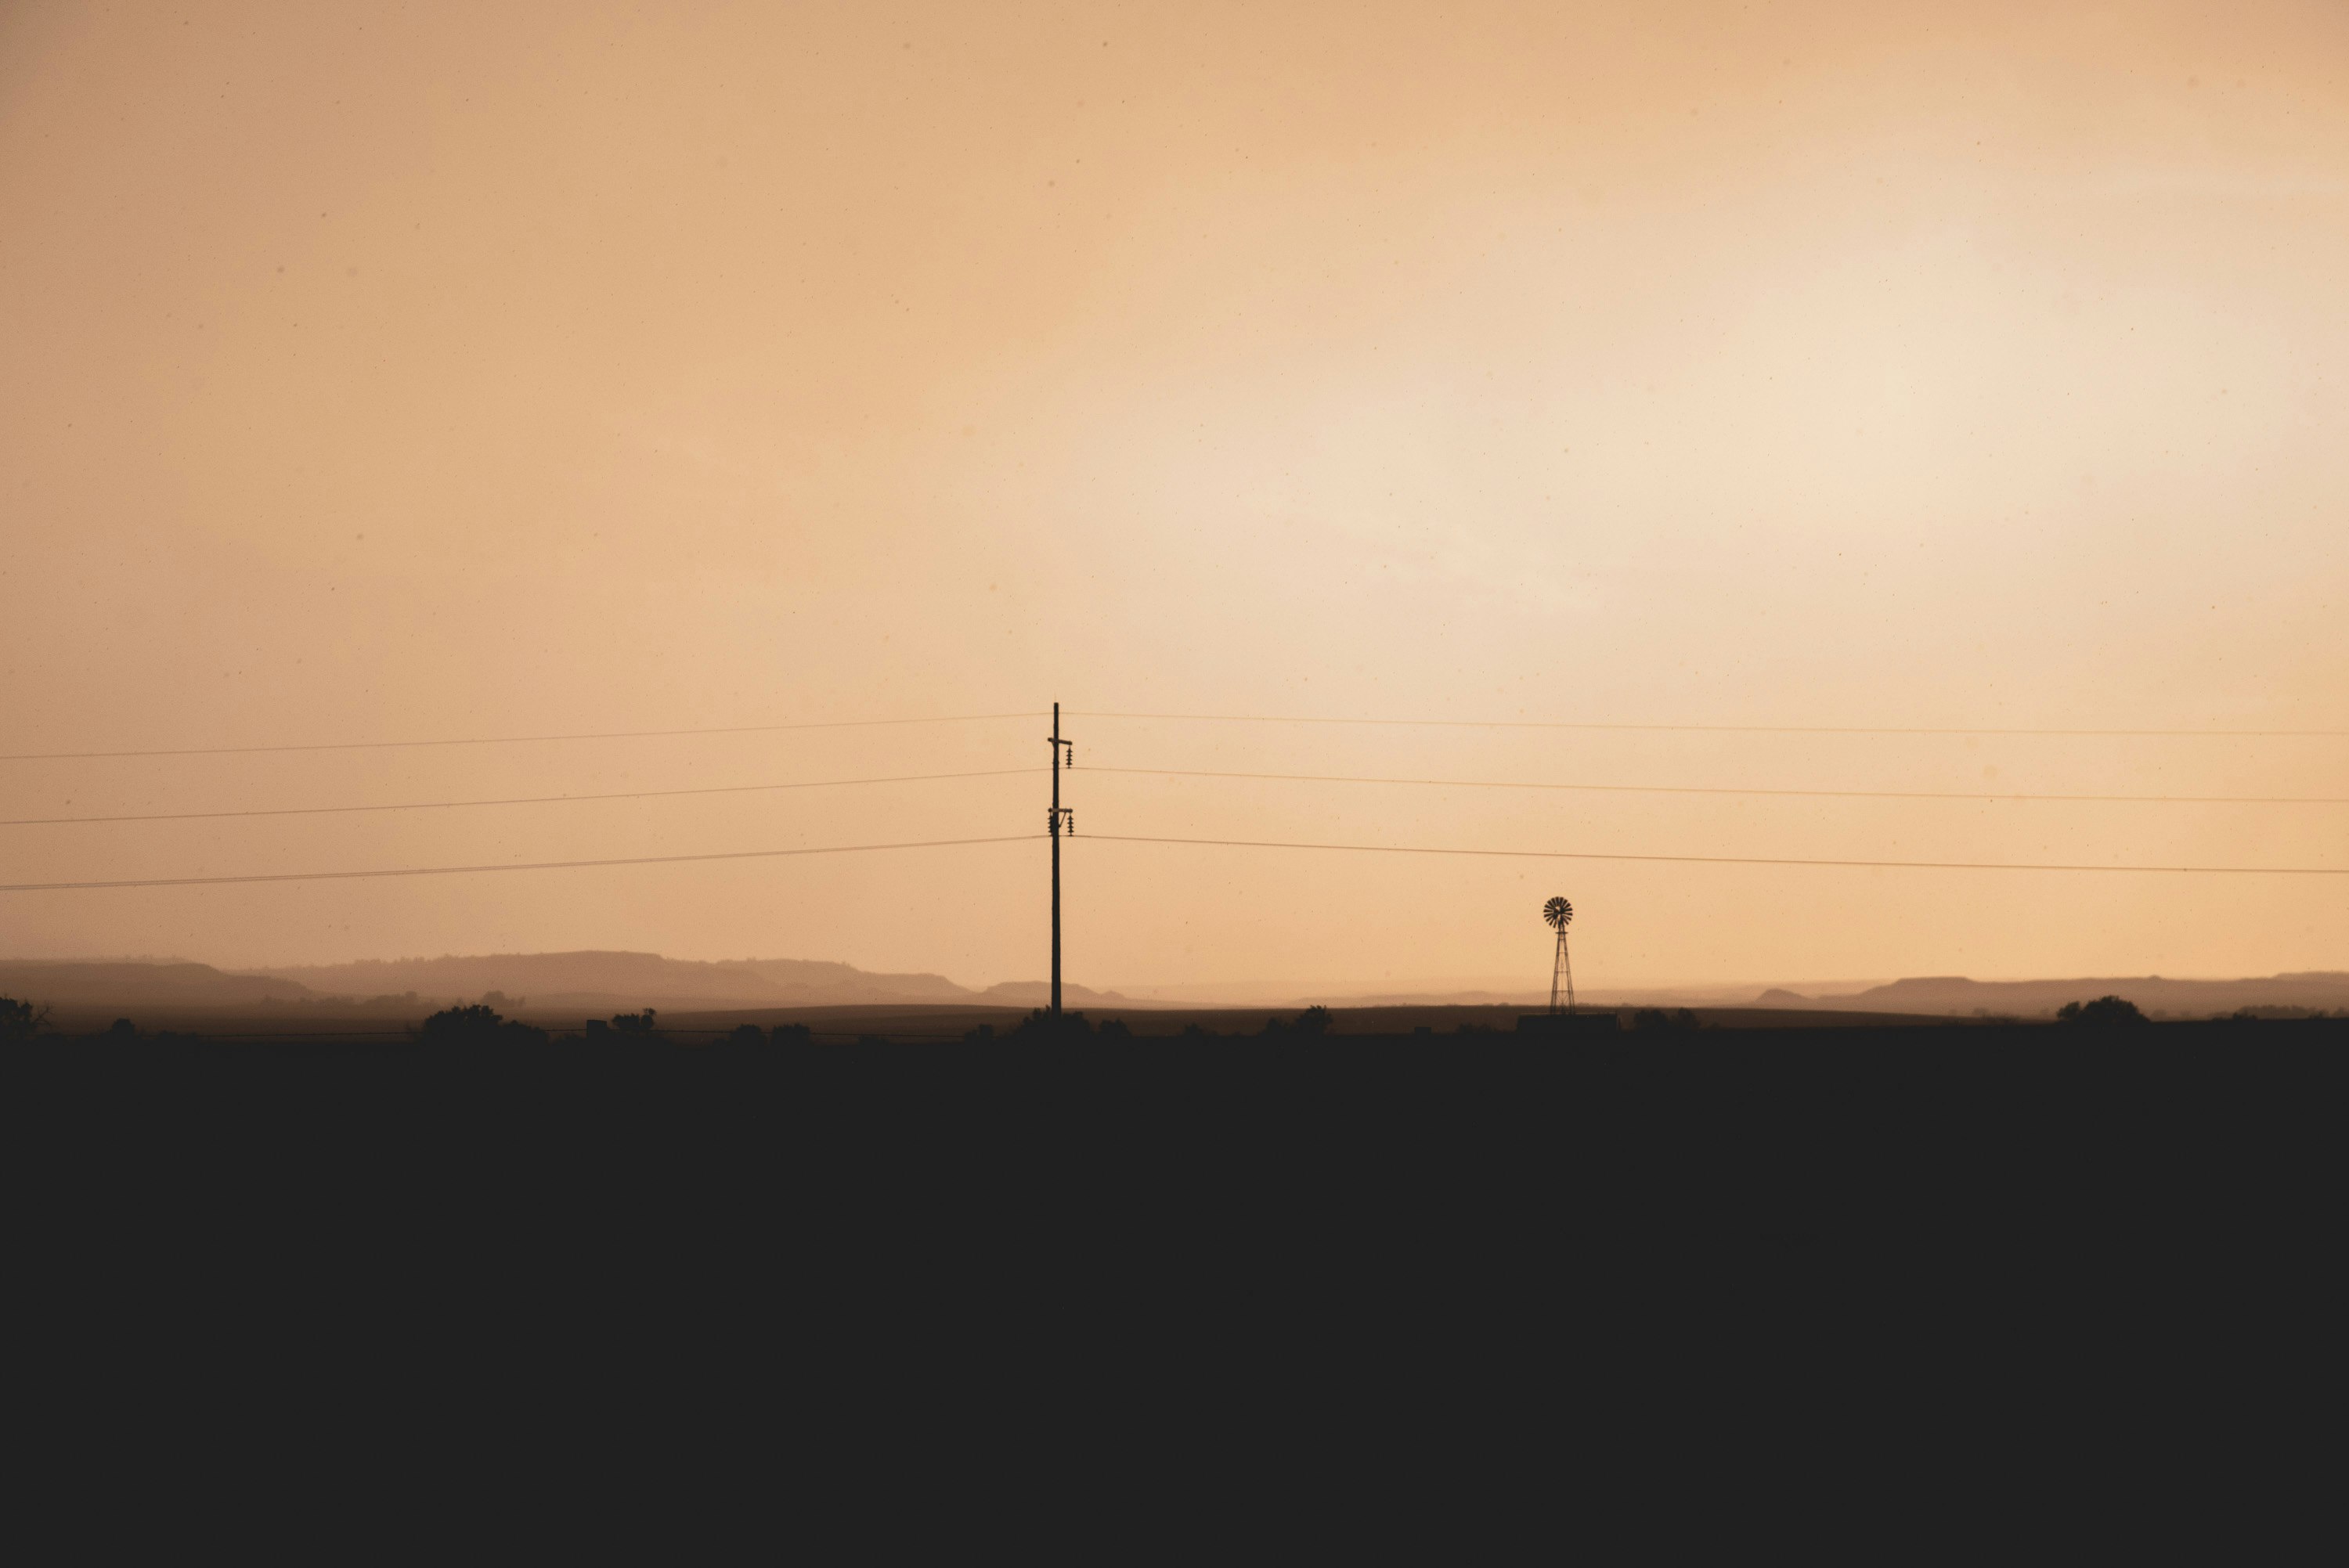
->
left=3, top=1, right=2344, bottom=993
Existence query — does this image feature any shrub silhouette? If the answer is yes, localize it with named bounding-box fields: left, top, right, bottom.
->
left=1008, top=1008, right=1092, bottom=1040
left=1, top=995, right=49, bottom=1044
left=1631, top=1007, right=1701, bottom=1033
left=417, top=1004, right=547, bottom=1047
left=2057, top=996, right=2149, bottom=1027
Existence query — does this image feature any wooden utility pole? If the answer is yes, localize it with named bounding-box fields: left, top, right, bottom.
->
left=1048, top=703, right=1073, bottom=1015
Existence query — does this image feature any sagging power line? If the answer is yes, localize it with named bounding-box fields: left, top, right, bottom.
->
left=15, top=703, right=2344, bottom=765
left=2, top=768, right=1033, bottom=827
left=8, top=697, right=2344, bottom=901
left=0, top=835, right=1034, bottom=892
left=1072, top=711, right=2349, bottom=738
left=0, top=711, right=1041, bottom=763
left=15, top=762, right=2337, bottom=832
left=8, top=831, right=2344, bottom=895
left=1081, top=833, right=2349, bottom=876
left=1086, top=766, right=2349, bottom=808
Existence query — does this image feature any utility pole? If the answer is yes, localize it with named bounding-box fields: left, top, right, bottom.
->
left=1047, top=703, right=1073, bottom=1015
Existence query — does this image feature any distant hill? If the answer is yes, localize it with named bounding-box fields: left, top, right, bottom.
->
left=975, top=980, right=1138, bottom=1007
left=0, top=960, right=318, bottom=1007
left=721, top=957, right=973, bottom=1004
left=2, top=950, right=1147, bottom=1014
left=1755, top=973, right=2349, bottom=1018
left=244, top=951, right=978, bottom=1009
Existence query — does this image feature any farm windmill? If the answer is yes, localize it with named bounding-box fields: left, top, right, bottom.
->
left=1543, top=896, right=1576, bottom=1015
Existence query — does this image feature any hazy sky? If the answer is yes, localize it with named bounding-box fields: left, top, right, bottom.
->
left=4, top=0, right=2345, bottom=991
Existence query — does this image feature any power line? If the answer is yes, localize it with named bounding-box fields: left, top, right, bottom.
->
left=1072, top=711, right=2349, bottom=738
left=3, top=768, right=1034, bottom=828
left=0, top=711, right=1041, bottom=763
left=1085, top=833, right=2349, bottom=876
left=17, top=759, right=2334, bottom=831
left=1087, top=766, right=2349, bottom=807
left=0, top=835, right=1033, bottom=893
left=19, top=705, right=2338, bottom=762
left=16, top=761, right=2334, bottom=836
left=12, top=824, right=2342, bottom=893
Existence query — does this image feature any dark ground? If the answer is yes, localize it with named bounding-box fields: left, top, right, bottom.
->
left=7, top=1017, right=2342, bottom=1523
left=11, top=1016, right=2343, bottom=1294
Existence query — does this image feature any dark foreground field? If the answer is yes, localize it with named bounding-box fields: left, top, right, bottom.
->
left=8, top=1018, right=2343, bottom=1512
left=10, top=1018, right=2342, bottom=1260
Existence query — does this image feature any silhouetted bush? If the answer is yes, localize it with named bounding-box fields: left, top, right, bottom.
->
left=1630, top=1007, right=1701, bottom=1033
left=1097, top=1018, right=1132, bottom=1040
left=772, top=1022, right=812, bottom=1046
left=1008, top=1008, right=1092, bottom=1041
left=962, top=1023, right=996, bottom=1045
left=726, top=1023, right=767, bottom=1047
left=2057, top=996, right=2149, bottom=1027
left=417, top=1004, right=547, bottom=1047
left=575, top=1011, right=671, bottom=1045
left=1, top=996, right=49, bottom=1043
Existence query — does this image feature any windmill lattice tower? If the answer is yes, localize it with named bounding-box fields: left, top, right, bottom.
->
left=1544, top=896, right=1576, bottom=1015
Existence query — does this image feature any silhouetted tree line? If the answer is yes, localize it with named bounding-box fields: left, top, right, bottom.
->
left=984, top=1009, right=1135, bottom=1044
left=2058, top=996, right=2150, bottom=1026
left=9, top=990, right=2342, bottom=1052
left=983, top=1007, right=1351, bottom=1043
left=420, top=1004, right=817, bottom=1048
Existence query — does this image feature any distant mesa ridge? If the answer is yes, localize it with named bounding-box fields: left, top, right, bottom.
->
left=0, top=952, right=1131, bottom=1011
left=0, top=960, right=317, bottom=1007
left=247, top=951, right=978, bottom=1007
left=1751, top=973, right=2349, bottom=1016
